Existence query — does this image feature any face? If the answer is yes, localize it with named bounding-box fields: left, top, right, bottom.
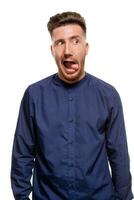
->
left=51, top=24, right=89, bottom=83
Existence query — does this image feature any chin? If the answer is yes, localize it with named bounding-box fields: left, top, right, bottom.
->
left=60, top=68, right=83, bottom=82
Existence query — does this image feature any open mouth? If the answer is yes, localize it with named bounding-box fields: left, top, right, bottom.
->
left=63, top=61, right=76, bottom=67
left=62, top=60, right=79, bottom=72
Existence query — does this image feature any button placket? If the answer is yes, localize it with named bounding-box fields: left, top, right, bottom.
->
left=67, top=88, right=76, bottom=179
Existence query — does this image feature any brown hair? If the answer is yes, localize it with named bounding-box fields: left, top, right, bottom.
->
left=47, top=11, right=86, bottom=36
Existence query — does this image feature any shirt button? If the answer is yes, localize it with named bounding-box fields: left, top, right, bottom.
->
left=68, top=183, right=72, bottom=189
left=68, top=119, right=74, bottom=123
left=68, top=97, right=73, bottom=101
left=69, top=163, right=74, bottom=167
left=68, top=182, right=75, bottom=189
left=68, top=141, right=73, bottom=145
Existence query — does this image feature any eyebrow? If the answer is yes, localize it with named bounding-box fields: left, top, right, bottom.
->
left=53, top=35, right=82, bottom=44
left=69, top=35, right=82, bottom=41
left=70, top=35, right=81, bottom=39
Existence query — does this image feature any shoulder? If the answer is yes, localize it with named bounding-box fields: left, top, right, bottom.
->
left=88, top=73, right=119, bottom=96
left=87, top=73, right=122, bottom=106
left=29, top=73, right=55, bottom=89
left=27, top=73, right=55, bottom=91
left=23, top=73, right=56, bottom=100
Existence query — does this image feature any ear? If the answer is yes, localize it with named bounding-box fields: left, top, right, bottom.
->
left=51, top=45, right=54, bottom=57
left=85, top=42, right=89, bottom=55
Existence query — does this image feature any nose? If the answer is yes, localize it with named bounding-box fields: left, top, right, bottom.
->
left=64, top=42, right=72, bottom=57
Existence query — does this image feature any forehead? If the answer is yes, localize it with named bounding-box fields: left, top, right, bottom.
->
left=51, top=24, right=84, bottom=41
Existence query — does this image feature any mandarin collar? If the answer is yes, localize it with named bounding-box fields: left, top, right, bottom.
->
left=53, top=72, right=88, bottom=88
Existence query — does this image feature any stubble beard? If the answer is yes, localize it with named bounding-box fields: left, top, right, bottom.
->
left=57, top=59, right=85, bottom=83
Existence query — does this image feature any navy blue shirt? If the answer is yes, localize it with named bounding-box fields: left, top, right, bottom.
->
left=11, top=72, right=133, bottom=200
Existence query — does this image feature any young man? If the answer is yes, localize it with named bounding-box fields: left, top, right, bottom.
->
left=11, top=11, right=133, bottom=200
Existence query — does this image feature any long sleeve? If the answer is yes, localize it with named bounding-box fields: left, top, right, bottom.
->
left=106, top=91, right=133, bottom=200
left=11, top=87, right=36, bottom=200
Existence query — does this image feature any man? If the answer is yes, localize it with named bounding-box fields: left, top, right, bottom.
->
left=11, top=11, right=133, bottom=200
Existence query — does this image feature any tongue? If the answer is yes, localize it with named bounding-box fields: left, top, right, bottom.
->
left=64, top=61, right=79, bottom=71
left=71, top=64, right=79, bottom=70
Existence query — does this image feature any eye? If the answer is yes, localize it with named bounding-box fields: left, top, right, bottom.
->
left=72, top=38, right=80, bottom=45
left=55, top=40, right=64, bottom=46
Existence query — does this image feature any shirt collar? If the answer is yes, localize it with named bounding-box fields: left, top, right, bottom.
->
left=53, top=71, right=88, bottom=88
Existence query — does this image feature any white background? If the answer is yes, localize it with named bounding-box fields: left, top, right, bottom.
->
left=0, top=0, right=134, bottom=199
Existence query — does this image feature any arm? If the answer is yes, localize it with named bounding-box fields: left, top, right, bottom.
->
left=106, top=91, right=133, bottom=200
left=11, top=87, right=35, bottom=200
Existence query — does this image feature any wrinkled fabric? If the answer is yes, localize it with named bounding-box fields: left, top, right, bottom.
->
left=11, top=72, right=133, bottom=200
